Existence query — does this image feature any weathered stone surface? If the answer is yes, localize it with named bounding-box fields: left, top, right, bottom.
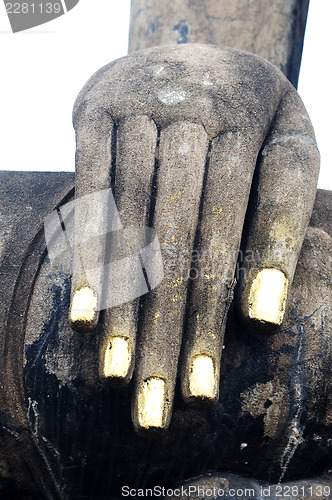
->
left=0, top=46, right=329, bottom=498
left=310, top=188, right=332, bottom=236
left=72, top=44, right=319, bottom=433
left=1, top=2, right=328, bottom=498
left=129, top=0, right=309, bottom=87
left=0, top=171, right=74, bottom=497
left=100, top=115, right=158, bottom=386
left=74, top=44, right=292, bottom=139
left=0, top=186, right=331, bottom=498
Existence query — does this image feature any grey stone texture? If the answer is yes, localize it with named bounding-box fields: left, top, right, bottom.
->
left=0, top=170, right=331, bottom=497
left=129, top=0, right=309, bottom=86
left=72, top=44, right=319, bottom=432
left=100, top=115, right=158, bottom=385
left=1, top=0, right=330, bottom=497
left=0, top=171, right=74, bottom=497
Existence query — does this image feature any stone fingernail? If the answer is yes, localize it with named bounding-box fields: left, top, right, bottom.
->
left=189, top=355, right=217, bottom=401
left=69, top=286, right=98, bottom=332
left=137, top=378, right=167, bottom=430
left=101, top=337, right=131, bottom=382
left=248, top=268, right=289, bottom=326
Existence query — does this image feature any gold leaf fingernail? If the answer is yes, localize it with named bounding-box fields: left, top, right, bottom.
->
left=189, top=355, right=216, bottom=400
left=137, top=378, right=166, bottom=430
left=102, top=337, right=131, bottom=380
left=69, top=286, right=98, bottom=331
left=248, top=268, right=289, bottom=326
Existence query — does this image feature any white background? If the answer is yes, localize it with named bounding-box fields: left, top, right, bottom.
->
left=0, top=0, right=331, bottom=190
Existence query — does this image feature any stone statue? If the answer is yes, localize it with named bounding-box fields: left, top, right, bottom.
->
left=0, top=1, right=331, bottom=498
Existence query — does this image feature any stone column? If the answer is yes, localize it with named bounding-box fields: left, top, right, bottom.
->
left=129, top=0, right=309, bottom=87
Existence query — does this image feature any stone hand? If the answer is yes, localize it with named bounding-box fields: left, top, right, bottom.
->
left=68, top=45, right=319, bottom=433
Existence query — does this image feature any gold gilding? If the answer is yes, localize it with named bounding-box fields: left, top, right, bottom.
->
left=204, top=273, right=216, bottom=280
left=248, top=269, right=289, bottom=326
left=137, top=378, right=166, bottom=429
left=69, top=287, right=98, bottom=330
left=189, top=356, right=216, bottom=400
left=102, top=337, right=131, bottom=380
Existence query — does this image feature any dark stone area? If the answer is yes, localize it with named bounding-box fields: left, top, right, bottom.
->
left=0, top=171, right=331, bottom=498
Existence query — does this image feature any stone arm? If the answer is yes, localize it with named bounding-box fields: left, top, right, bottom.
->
left=129, top=0, right=309, bottom=87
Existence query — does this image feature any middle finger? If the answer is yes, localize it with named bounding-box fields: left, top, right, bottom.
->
left=132, top=120, right=209, bottom=433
